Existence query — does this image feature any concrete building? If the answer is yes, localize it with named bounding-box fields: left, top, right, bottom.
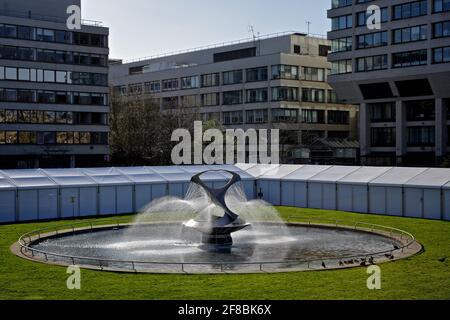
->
left=0, top=0, right=109, bottom=169
left=110, top=32, right=359, bottom=164
left=328, top=0, right=450, bottom=167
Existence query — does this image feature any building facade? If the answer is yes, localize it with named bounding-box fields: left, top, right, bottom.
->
left=0, top=0, right=109, bottom=169
left=328, top=0, right=450, bottom=167
left=110, top=32, right=358, bottom=164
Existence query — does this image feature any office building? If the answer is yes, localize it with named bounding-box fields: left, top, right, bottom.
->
left=0, top=0, right=109, bottom=168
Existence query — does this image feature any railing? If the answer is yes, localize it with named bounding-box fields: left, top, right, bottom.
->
left=0, top=9, right=103, bottom=27
left=17, top=217, right=417, bottom=274
left=124, top=31, right=327, bottom=64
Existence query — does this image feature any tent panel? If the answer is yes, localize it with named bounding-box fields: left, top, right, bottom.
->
left=257, top=180, right=270, bottom=204
left=353, top=185, right=368, bottom=213
left=168, top=183, right=184, bottom=198
left=99, top=186, right=116, bottom=215
left=337, top=185, right=352, bottom=212
left=281, top=182, right=295, bottom=207
left=38, top=189, right=58, bottom=220
left=369, top=186, right=386, bottom=215
left=0, top=191, right=16, bottom=222
left=308, top=183, right=322, bottom=209
left=18, top=190, right=38, bottom=221
left=294, top=182, right=308, bottom=208
left=116, top=186, right=133, bottom=214
left=268, top=181, right=281, bottom=206
left=135, top=185, right=152, bottom=211
left=151, top=184, right=167, bottom=201
left=323, top=184, right=336, bottom=210
left=79, top=187, right=97, bottom=217
left=386, top=187, right=403, bottom=216
left=444, top=191, right=450, bottom=221
left=404, top=188, right=423, bottom=218
left=423, top=189, right=442, bottom=220
left=61, top=188, right=79, bottom=218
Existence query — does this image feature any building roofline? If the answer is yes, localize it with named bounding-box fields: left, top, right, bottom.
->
left=122, top=30, right=327, bottom=65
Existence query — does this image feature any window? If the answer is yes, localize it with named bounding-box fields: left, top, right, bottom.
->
left=201, top=93, right=220, bottom=106
left=5, top=110, right=17, bottom=123
left=272, top=109, right=298, bottom=123
left=301, top=67, right=325, bottom=81
left=302, top=109, right=325, bottom=123
left=214, top=47, right=256, bottom=63
left=328, top=110, right=350, bottom=124
left=433, top=21, right=450, bottom=38
left=5, top=67, right=17, bottom=80
left=271, top=87, right=298, bottom=101
left=38, top=91, right=55, bottom=104
left=271, top=65, right=299, bottom=80
left=406, top=100, right=435, bottom=121
left=201, top=73, right=220, bottom=87
left=5, top=131, right=17, bottom=144
left=181, top=95, right=200, bottom=108
left=371, top=128, right=396, bottom=147
left=332, top=0, right=352, bottom=9
left=181, top=76, right=199, bottom=89
left=393, top=1, right=427, bottom=20
left=330, top=60, right=352, bottom=74
left=223, top=111, right=244, bottom=125
left=246, top=88, right=268, bottom=103
left=44, top=70, right=55, bottom=82
left=434, top=0, right=450, bottom=12
left=331, top=14, right=353, bottom=31
left=246, top=110, right=268, bottom=124
left=246, top=67, right=268, bottom=82
left=408, top=127, right=435, bottom=146
left=433, top=46, right=450, bottom=63
left=0, top=24, right=17, bottom=38
left=392, top=50, right=428, bottom=68
left=223, top=70, right=243, bottom=85
left=36, top=28, right=55, bottom=42
left=357, top=8, right=388, bottom=27
left=162, top=79, right=178, bottom=91
left=357, top=31, right=388, bottom=49
left=18, top=68, right=30, bottom=81
left=393, top=25, right=428, bottom=43
left=370, top=103, right=396, bottom=122
left=294, top=45, right=301, bottom=54
left=223, top=90, right=243, bottom=105
left=302, top=88, right=325, bottom=103
left=356, top=55, right=388, bottom=72
left=18, top=132, right=36, bottom=144
left=319, top=45, right=331, bottom=57
left=331, top=37, right=353, bottom=53
left=145, top=81, right=161, bottom=93
left=17, top=26, right=32, bottom=40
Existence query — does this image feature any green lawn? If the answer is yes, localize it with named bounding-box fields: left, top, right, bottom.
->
left=0, top=207, right=449, bottom=300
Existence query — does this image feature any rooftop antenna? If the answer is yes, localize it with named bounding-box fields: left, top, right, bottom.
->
left=306, top=21, right=312, bottom=36
left=248, top=25, right=261, bottom=56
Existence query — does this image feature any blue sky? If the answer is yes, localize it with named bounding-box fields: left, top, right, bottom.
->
left=82, top=0, right=330, bottom=61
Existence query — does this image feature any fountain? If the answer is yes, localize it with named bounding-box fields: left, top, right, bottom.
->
left=183, top=171, right=250, bottom=247
left=15, top=169, right=420, bottom=274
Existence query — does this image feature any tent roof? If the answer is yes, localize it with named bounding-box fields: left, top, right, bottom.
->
left=0, top=169, right=58, bottom=189
left=0, top=172, right=16, bottom=190
left=405, top=168, right=450, bottom=189
left=369, top=167, right=429, bottom=187
left=337, top=167, right=393, bottom=185
left=307, top=166, right=361, bottom=183
left=115, top=167, right=167, bottom=184
left=242, top=164, right=281, bottom=178
left=282, top=165, right=332, bottom=182
left=41, top=169, right=97, bottom=187
left=81, top=168, right=133, bottom=185
left=208, top=164, right=255, bottom=180
left=259, top=165, right=304, bottom=180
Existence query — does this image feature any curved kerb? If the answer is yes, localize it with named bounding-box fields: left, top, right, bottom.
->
left=11, top=219, right=423, bottom=275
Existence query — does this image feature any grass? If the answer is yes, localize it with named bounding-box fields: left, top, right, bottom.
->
left=0, top=207, right=449, bottom=300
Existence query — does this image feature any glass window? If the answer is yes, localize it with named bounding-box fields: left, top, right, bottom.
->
left=223, top=90, right=243, bottom=105
left=271, top=87, right=298, bottom=101
left=5, top=67, right=17, bottom=80
left=246, top=88, right=268, bottom=103
left=5, top=131, right=17, bottom=144
left=43, top=70, right=55, bottom=82
left=18, top=68, right=30, bottom=81
left=223, top=70, right=243, bottom=85
left=246, top=67, right=268, bottom=82
left=5, top=110, right=17, bottom=123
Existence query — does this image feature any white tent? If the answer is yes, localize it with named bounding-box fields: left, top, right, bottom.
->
left=369, top=167, right=428, bottom=217
left=403, top=168, right=450, bottom=220
left=256, top=165, right=303, bottom=205
left=336, top=167, right=392, bottom=213
left=239, top=164, right=281, bottom=178
left=306, top=166, right=361, bottom=210
left=42, top=169, right=98, bottom=218
left=0, top=171, right=16, bottom=223
left=116, top=167, right=168, bottom=211
left=281, top=165, right=331, bottom=207
left=1, top=169, right=59, bottom=221
left=81, top=168, right=134, bottom=215
left=443, top=181, right=450, bottom=221
left=151, top=166, right=193, bottom=198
